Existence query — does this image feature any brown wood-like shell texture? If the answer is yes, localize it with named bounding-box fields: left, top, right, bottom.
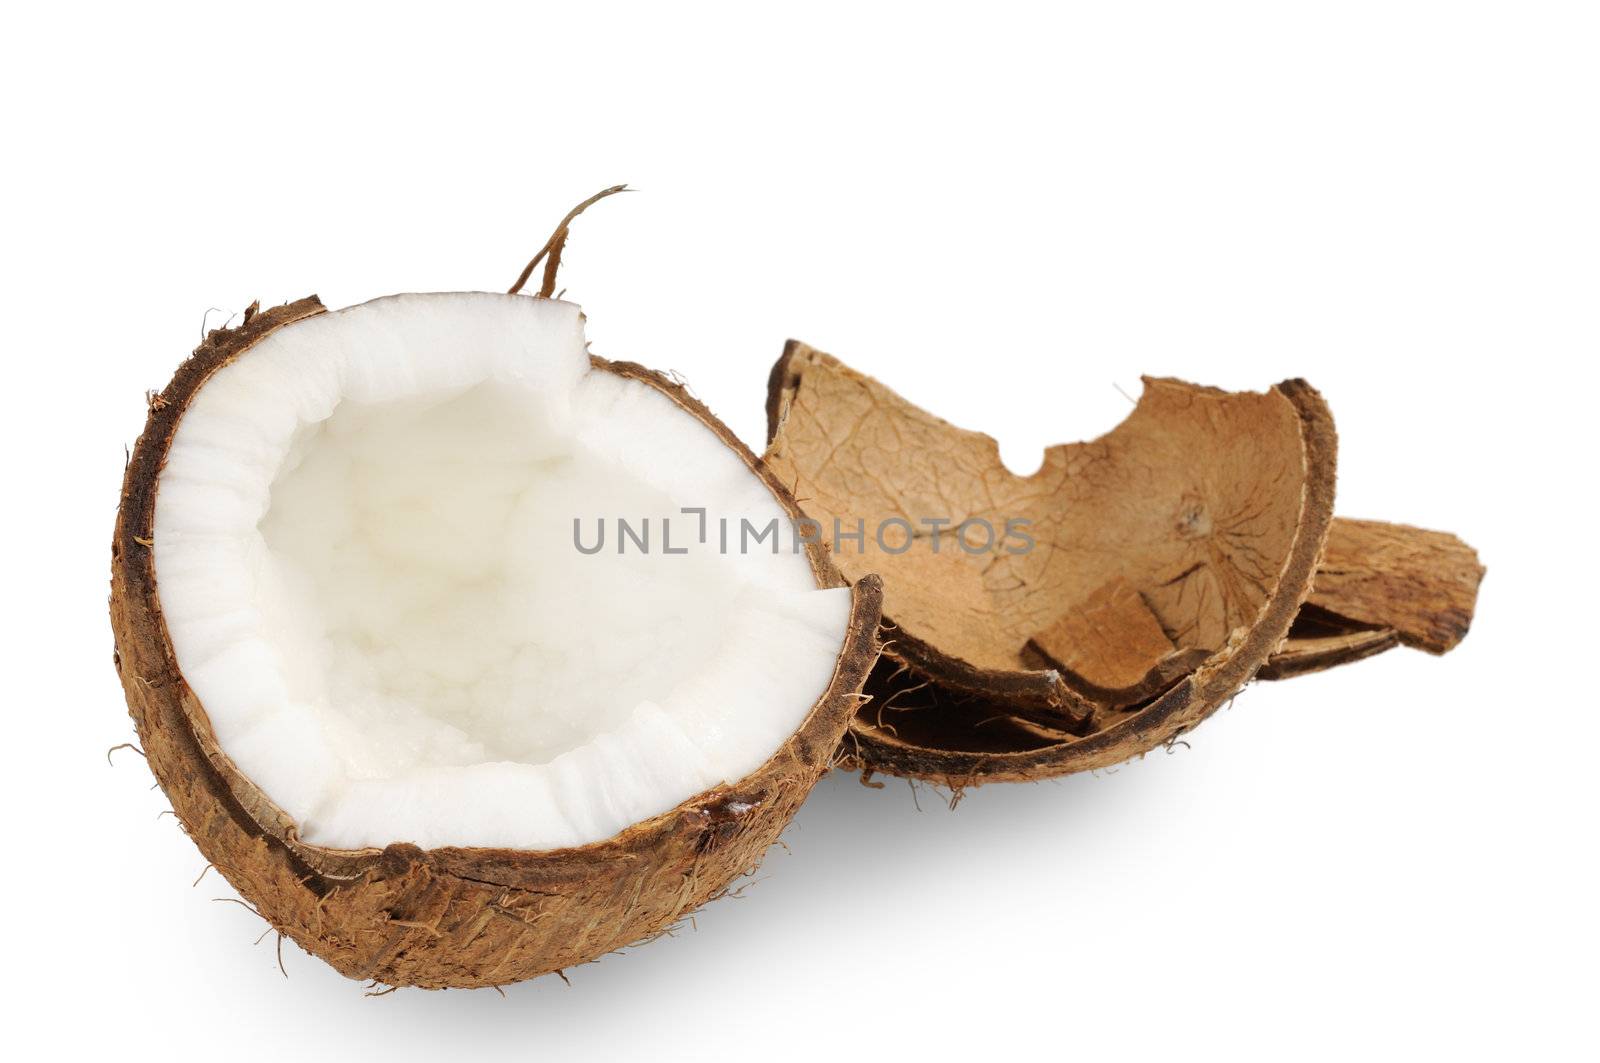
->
left=1259, top=517, right=1483, bottom=679
left=764, top=341, right=1339, bottom=785
left=765, top=343, right=1482, bottom=786
left=110, top=298, right=884, bottom=989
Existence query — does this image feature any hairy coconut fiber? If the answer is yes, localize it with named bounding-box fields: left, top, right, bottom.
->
left=111, top=298, right=884, bottom=989
left=767, top=341, right=1457, bottom=787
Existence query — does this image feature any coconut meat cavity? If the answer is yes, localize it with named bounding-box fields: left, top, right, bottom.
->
left=153, top=293, right=850, bottom=851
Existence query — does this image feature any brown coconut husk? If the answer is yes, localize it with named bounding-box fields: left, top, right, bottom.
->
left=1258, top=517, right=1483, bottom=679
left=764, top=341, right=1338, bottom=785
left=110, top=298, right=884, bottom=989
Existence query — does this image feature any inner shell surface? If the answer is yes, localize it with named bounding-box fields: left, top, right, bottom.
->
left=154, top=293, right=849, bottom=851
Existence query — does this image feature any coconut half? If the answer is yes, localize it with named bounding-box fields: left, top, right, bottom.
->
left=111, top=294, right=882, bottom=988
left=764, top=343, right=1481, bottom=787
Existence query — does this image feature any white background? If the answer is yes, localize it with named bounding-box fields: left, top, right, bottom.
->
left=4, top=2, right=1596, bottom=1060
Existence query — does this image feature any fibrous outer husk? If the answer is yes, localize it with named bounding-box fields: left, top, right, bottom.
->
left=110, top=299, right=883, bottom=988
left=763, top=341, right=1338, bottom=784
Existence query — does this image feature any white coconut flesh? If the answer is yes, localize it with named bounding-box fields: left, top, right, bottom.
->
left=153, top=292, right=851, bottom=851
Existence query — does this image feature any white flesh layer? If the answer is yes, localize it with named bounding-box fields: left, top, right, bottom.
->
left=154, top=293, right=851, bottom=851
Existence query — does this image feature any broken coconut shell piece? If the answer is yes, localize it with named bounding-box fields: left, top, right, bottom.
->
left=763, top=341, right=1337, bottom=783
left=1025, top=515, right=1485, bottom=686
left=111, top=294, right=883, bottom=989
left=1259, top=517, right=1483, bottom=679
left=844, top=515, right=1484, bottom=781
